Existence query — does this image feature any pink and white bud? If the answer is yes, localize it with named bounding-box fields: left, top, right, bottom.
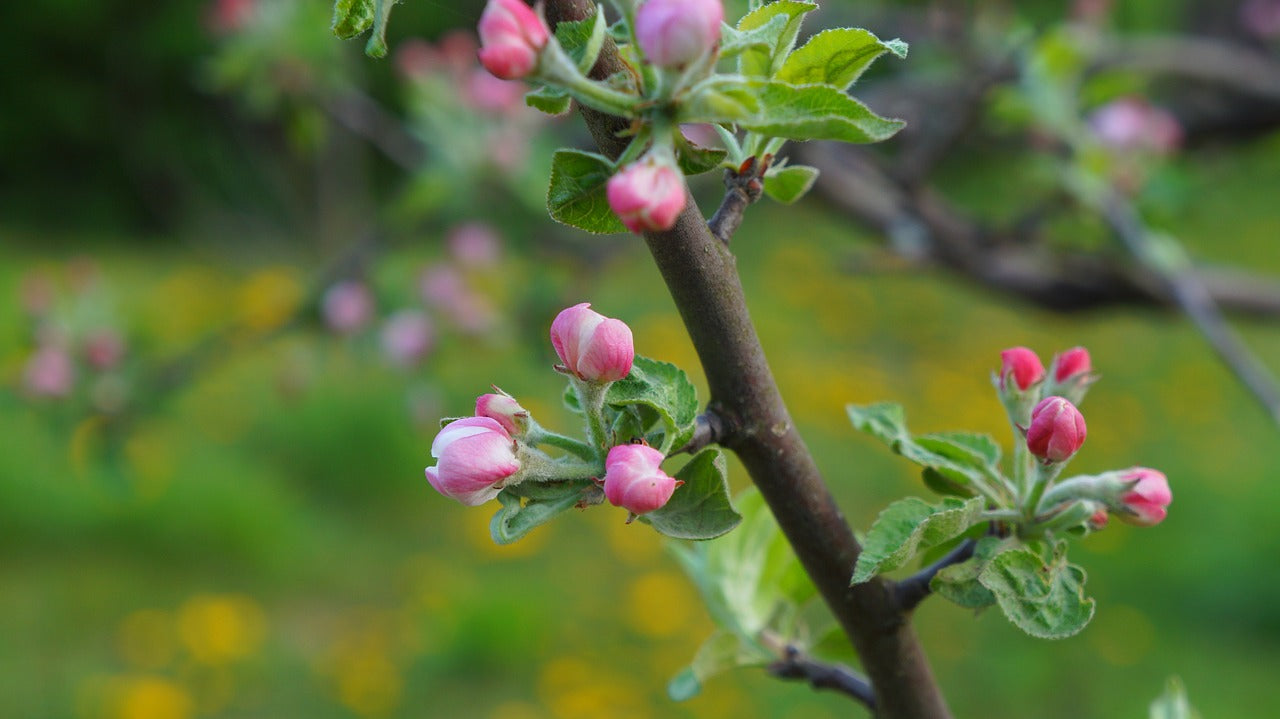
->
left=1000, top=347, right=1045, bottom=392
left=635, top=0, right=724, bottom=68
left=322, top=281, right=374, bottom=334
left=395, top=38, right=439, bottom=81
left=83, top=329, right=126, bottom=371
left=549, top=303, right=634, bottom=383
left=1051, top=346, right=1091, bottom=383
left=476, top=0, right=549, bottom=80
left=1026, top=396, right=1087, bottom=463
left=1118, top=467, right=1172, bottom=526
left=426, top=417, right=521, bottom=506
left=606, top=159, right=686, bottom=234
left=419, top=265, right=467, bottom=308
left=23, top=346, right=75, bottom=398
left=603, top=444, right=681, bottom=515
left=447, top=222, right=503, bottom=268
left=380, top=311, right=434, bottom=367
left=205, top=0, right=255, bottom=35
left=464, top=69, right=525, bottom=114
left=1089, top=98, right=1183, bottom=154
left=475, top=392, right=529, bottom=436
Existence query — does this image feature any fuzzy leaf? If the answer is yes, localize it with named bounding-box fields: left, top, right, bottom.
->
left=364, top=0, right=398, bottom=58
left=605, top=355, right=699, bottom=453
left=978, top=544, right=1095, bottom=639
left=848, top=403, right=1006, bottom=498
left=850, top=496, right=985, bottom=584
left=490, top=484, right=588, bottom=544
left=741, top=81, right=905, bottom=143
left=1150, top=677, right=1200, bottom=719
left=526, top=86, right=572, bottom=115
left=331, top=0, right=375, bottom=39
left=718, top=15, right=789, bottom=60
left=763, top=165, right=819, bottom=204
left=555, top=3, right=608, bottom=74
left=776, top=28, right=907, bottom=91
left=735, top=0, right=817, bottom=77
left=641, top=448, right=741, bottom=540
left=668, top=630, right=770, bottom=701
left=930, top=536, right=1003, bottom=609
left=546, top=149, right=627, bottom=234
left=676, top=132, right=729, bottom=175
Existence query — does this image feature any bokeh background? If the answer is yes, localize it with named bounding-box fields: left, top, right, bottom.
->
left=4, top=0, right=1279, bottom=717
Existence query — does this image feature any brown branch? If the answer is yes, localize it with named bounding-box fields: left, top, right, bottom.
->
left=708, top=156, right=769, bottom=244
left=894, top=539, right=977, bottom=613
left=545, top=2, right=952, bottom=716
left=768, top=645, right=877, bottom=710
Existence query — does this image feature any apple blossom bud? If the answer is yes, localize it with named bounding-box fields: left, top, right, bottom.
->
left=1118, top=468, right=1172, bottom=526
left=475, top=392, right=529, bottom=436
left=380, top=310, right=434, bottom=366
left=635, top=0, right=724, bottom=68
left=84, top=329, right=126, bottom=371
left=476, top=0, right=549, bottom=80
left=23, top=346, right=75, bottom=398
left=1000, top=347, right=1045, bottom=392
left=1088, top=507, right=1109, bottom=531
left=549, top=303, right=634, bottom=383
left=426, top=417, right=521, bottom=506
left=1026, top=396, right=1087, bottom=463
left=603, top=444, right=681, bottom=515
left=448, top=222, right=503, bottom=268
left=1051, top=346, right=1091, bottom=383
left=606, top=158, right=686, bottom=233
left=322, top=281, right=374, bottom=334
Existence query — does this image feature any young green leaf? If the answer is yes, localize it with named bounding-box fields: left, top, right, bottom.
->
left=546, top=149, right=627, bottom=234
left=332, top=0, right=375, bottom=39
left=763, top=165, right=819, bottom=204
left=364, top=0, right=398, bottom=58
left=1149, top=677, right=1200, bottom=719
left=526, top=86, right=572, bottom=116
left=555, top=3, right=608, bottom=74
left=776, top=28, right=907, bottom=91
left=604, top=355, right=699, bottom=453
left=848, top=403, right=1006, bottom=498
left=641, top=448, right=742, bottom=540
left=850, top=496, right=985, bottom=584
left=735, top=0, right=817, bottom=77
left=668, top=631, right=770, bottom=701
left=675, top=132, right=729, bottom=175
left=490, top=485, right=589, bottom=544
left=719, top=15, right=788, bottom=61
left=978, top=544, right=1096, bottom=639
left=738, top=82, right=905, bottom=144
left=929, top=535, right=1004, bottom=609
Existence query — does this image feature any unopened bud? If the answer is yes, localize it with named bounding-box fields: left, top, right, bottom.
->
left=602, top=444, right=681, bottom=515
left=426, top=417, right=521, bottom=506
left=1000, top=346, right=1045, bottom=392
left=1117, top=467, right=1171, bottom=526
left=1026, top=396, right=1087, bottom=463
left=549, top=303, right=634, bottom=383
left=635, top=0, right=724, bottom=68
left=476, top=0, right=549, bottom=80
left=475, top=391, right=530, bottom=436
left=606, top=157, right=686, bottom=234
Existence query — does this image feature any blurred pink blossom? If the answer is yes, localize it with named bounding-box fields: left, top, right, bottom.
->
left=1088, top=98, right=1182, bottom=154
left=380, top=310, right=435, bottom=366
left=680, top=123, right=722, bottom=149
left=464, top=69, right=526, bottom=114
left=205, top=0, right=255, bottom=35
left=322, top=281, right=375, bottom=334
left=23, top=346, right=75, bottom=398
left=419, top=265, right=467, bottom=308
left=1241, top=0, right=1280, bottom=39
left=83, top=329, right=126, bottom=371
left=447, top=223, right=503, bottom=268
left=395, top=38, right=440, bottom=80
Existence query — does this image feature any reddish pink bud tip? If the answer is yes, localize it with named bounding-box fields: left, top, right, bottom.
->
left=477, top=0, right=549, bottom=80
left=1053, top=346, right=1091, bottom=383
left=549, top=303, right=634, bottom=383
left=606, top=159, right=686, bottom=234
left=602, top=444, right=680, bottom=515
left=1026, top=396, right=1087, bottom=463
left=1000, top=346, right=1045, bottom=391
left=1118, top=468, right=1172, bottom=526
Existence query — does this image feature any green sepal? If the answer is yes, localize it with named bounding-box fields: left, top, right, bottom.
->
left=555, top=3, right=608, bottom=74
left=735, top=0, right=817, bottom=77
left=776, top=28, right=907, bottom=91
left=850, top=496, right=985, bottom=584
left=763, top=165, right=819, bottom=204
left=640, top=448, right=741, bottom=540
left=546, top=149, right=627, bottom=234
left=977, top=542, right=1095, bottom=639
left=526, top=86, right=573, bottom=116
left=490, top=484, right=589, bottom=544
left=331, top=0, right=374, bottom=39
left=1149, top=677, right=1200, bottom=719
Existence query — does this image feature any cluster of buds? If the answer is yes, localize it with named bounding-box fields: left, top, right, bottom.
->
left=425, top=303, right=682, bottom=519
left=994, top=346, right=1171, bottom=529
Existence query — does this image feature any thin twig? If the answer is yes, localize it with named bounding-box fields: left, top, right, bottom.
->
left=708, top=156, right=769, bottom=245
left=768, top=645, right=877, bottom=711
left=676, top=411, right=725, bottom=455
left=894, top=539, right=978, bottom=613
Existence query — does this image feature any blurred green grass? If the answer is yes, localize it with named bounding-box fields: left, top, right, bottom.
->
left=3, top=134, right=1279, bottom=718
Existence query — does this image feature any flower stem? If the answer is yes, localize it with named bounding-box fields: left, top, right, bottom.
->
left=573, top=377, right=612, bottom=459
left=526, top=425, right=596, bottom=461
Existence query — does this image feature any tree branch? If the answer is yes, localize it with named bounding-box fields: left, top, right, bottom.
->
left=894, top=539, right=977, bottom=613
left=708, top=157, right=769, bottom=244
left=544, top=2, right=952, bottom=716
left=768, top=645, right=877, bottom=711
left=676, top=411, right=725, bottom=455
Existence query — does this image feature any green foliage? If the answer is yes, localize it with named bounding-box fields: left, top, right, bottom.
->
left=604, top=355, right=700, bottom=453
left=763, top=165, right=819, bottom=204
left=546, top=149, right=627, bottom=234
left=681, top=80, right=904, bottom=144
left=776, top=28, right=907, bottom=91
left=526, top=86, right=573, bottom=116
left=554, top=3, right=608, bottom=74
left=1150, top=677, right=1200, bottom=719
left=640, top=448, right=742, bottom=540
left=675, top=133, right=729, bottom=175
left=735, top=1, right=817, bottom=77
left=847, top=403, right=1003, bottom=498
left=719, top=15, right=790, bottom=61
left=490, top=483, right=591, bottom=545
left=850, top=497, right=985, bottom=584
left=978, top=542, right=1095, bottom=639
left=330, top=0, right=398, bottom=57
left=930, top=536, right=1002, bottom=609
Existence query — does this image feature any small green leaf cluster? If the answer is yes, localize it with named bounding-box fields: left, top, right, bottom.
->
left=848, top=348, right=1169, bottom=639
left=330, top=0, right=399, bottom=58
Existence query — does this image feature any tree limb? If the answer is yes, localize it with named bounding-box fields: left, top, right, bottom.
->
left=768, top=645, right=877, bottom=711
left=894, top=539, right=977, bottom=613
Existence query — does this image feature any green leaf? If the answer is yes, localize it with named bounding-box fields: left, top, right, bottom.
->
left=490, top=485, right=588, bottom=545
left=776, top=28, right=907, bottom=91
left=364, top=0, right=398, bottom=58
left=526, top=86, right=572, bottom=116
left=675, top=132, right=729, bottom=176
left=719, top=15, right=789, bottom=61
left=555, top=3, right=608, bottom=74
left=763, top=165, right=819, bottom=204
left=1150, top=677, right=1200, bottom=719
left=680, top=77, right=763, bottom=124
left=848, top=403, right=1005, bottom=498
left=605, top=355, right=699, bottom=453
left=546, top=149, right=627, bottom=235
left=930, top=536, right=1004, bottom=609
left=740, top=82, right=905, bottom=144
left=668, top=630, right=770, bottom=701
left=735, top=0, right=817, bottom=77
left=331, top=0, right=374, bottom=39
left=916, top=432, right=1002, bottom=470
left=850, top=496, right=985, bottom=584
left=641, top=448, right=741, bottom=540
left=847, top=401, right=909, bottom=445
left=978, top=544, right=1095, bottom=639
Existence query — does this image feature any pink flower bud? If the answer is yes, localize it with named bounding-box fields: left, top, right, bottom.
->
left=476, top=0, right=549, bottom=80
left=322, top=281, right=374, bottom=334
left=1026, top=396, right=1087, bottom=463
left=83, top=329, right=126, bottom=371
left=549, top=303, right=634, bottom=383
left=603, top=444, right=681, bottom=515
left=1088, top=98, right=1183, bottom=154
left=1088, top=507, right=1109, bottom=530
left=1000, top=347, right=1045, bottom=391
left=23, top=346, right=75, bottom=398
left=380, top=311, right=434, bottom=367
left=447, top=222, right=503, bottom=268
left=464, top=69, right=525, bottom=115
left=635, top=0, right=724, bottom=68
left=426, top=417, right=521, bottom=506
left=1052, top=346, right=1091, bottom=383
left=475, top=392, right=529, bottom=436
left=1118, top=468, right=1171, bottom=526
left=606, top=159, right=686, bottom=233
